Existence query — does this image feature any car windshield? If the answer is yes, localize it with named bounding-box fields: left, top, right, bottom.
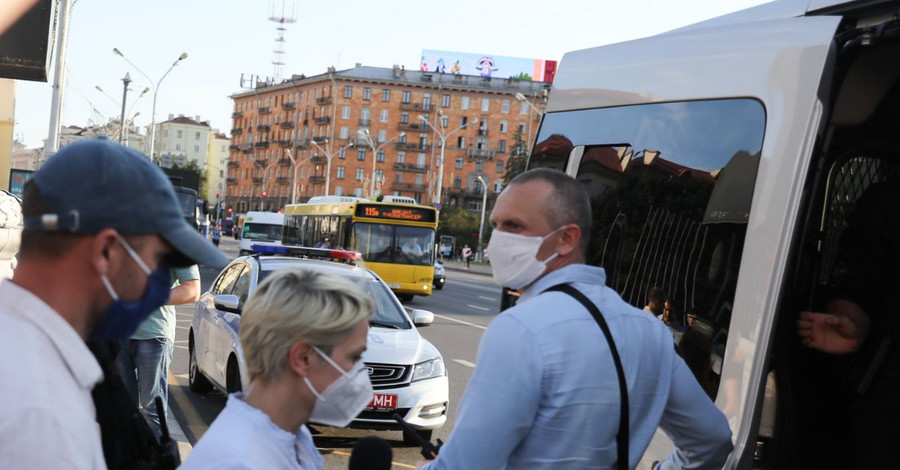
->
left=258, top=268, right=411, bottom=329
left=243, top=223, right=282, bottom=241
left=350, top=223, right=434, bottom=266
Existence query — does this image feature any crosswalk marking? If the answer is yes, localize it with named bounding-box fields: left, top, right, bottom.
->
left=453, top=359, right=476, bottom=368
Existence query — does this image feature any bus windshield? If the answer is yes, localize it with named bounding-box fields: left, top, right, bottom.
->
left=351, top=223, right=434, bottom=266
left=243, top=223, right=283, bottom=241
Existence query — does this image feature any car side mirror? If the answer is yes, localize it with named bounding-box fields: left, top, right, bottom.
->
left=436, top=260, right=443, bottom=265
left=214, top=294, right=241, bottom=314
left=411, top=308, right=434, bottom=327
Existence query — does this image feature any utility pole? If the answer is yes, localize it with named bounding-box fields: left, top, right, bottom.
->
left=46, top=0, right=73, bottom=158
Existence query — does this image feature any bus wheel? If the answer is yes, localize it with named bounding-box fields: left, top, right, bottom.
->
left=397, top=294, right=413, bottom=302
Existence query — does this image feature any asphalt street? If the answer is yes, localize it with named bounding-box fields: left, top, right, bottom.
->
left=167, top=237, right=501, bottom=469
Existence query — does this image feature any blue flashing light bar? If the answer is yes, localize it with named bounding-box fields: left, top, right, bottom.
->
left=251, top=244, right=362, bottom=263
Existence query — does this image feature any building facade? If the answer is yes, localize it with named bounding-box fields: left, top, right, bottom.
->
left=206, top=131, right=229, bottom=211
left=225, top=65, right=547, bottom=216
left=152, top=115, right=211, bottom=169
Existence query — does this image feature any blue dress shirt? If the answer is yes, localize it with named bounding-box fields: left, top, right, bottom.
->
left=422, top=264, right=732, bottom=469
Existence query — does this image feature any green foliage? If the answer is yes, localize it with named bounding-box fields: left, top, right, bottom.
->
left=509, top=72, right=533, bottom=81
left=503, top=129, right=529, bottom=184
left=438, top=207, right=481, bottom=249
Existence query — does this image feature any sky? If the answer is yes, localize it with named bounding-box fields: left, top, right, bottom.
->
left=12, top=0, right=771, bottom=149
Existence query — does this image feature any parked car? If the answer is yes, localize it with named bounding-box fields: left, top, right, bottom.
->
left=189, top=246, right=449, bottom=443
left=433, top=260, right=445, bottom=290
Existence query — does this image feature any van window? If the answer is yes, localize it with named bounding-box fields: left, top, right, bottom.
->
left=532, top=99, right=766, bottom=397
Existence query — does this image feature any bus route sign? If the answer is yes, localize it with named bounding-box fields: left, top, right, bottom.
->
left=355, top=204, right=437, bottom=223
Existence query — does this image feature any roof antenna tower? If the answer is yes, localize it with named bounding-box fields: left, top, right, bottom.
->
left=269, top=0, right=296, bottom=82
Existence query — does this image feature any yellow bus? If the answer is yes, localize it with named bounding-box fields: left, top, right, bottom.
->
left=283, top=196, right=437, bottom=299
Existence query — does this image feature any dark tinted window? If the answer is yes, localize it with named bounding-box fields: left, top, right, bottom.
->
left=532, top=99, right=766, bottom=397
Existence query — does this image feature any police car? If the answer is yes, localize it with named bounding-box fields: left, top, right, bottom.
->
left=188, top=245, right=449, bottom=443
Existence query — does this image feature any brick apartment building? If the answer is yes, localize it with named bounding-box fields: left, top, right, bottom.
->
left=225, top=64, right=547, bottom=216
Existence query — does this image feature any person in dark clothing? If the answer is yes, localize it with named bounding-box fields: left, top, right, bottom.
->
left=798, top=179, right=900, bottom=467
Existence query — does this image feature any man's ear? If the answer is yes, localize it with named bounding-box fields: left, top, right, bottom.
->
left=90, top=228, right=121, bottom=276
left=557, top=224, right=582, bottom=257
left=288, top=340, right=315, bottom=378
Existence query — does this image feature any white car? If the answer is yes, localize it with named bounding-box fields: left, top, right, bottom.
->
left=188, top=249, right=449, bottom=443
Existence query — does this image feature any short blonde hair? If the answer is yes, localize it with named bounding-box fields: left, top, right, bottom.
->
left=240, top=267, right=373, bottom=383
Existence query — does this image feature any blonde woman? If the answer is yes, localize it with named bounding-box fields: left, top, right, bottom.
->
left=181, top=267, right=374, bottom=469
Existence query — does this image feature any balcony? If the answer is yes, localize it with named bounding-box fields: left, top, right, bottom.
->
left=316, top=96, right=332, bottom=105
left=310, top=156, right=326, bottom=165
left=467, top=148, right=495, bottom=160
left=314, top=116, right=331, bottom=125
left=281, top=121, right=295, bottom=129
left=399, top=102, right=432, bottom=112
left=278, top=158, right=292, bottom=166
left=276, top=176, right=291, bottom=184
left=396, top=142, right=431, bottom=152
left=294, top=138, right=308, bottom=148
left=394, top=163, right=428, bottom=173
left=254, top=141, right=270, bottom=149
left=259, top=106, right=271, bottom=114
left=228, top=144, right=239, bottom=151
left=279, top=140, right=292, bottom=147
left=227, top=160, right=240, bottom=168
left=311, top=136, right=327, bottom=144
left=239, top=143, right=252, bottom=153
left=398, top=122, right=425, bottom=132
left=226, top=177, right=237, bottom=184
left=391, top=182, right=427, bottom=193
left=477, top=129, right=489, bottom=137
left=253, top=159, right=267, bottom=167
left=231, top=128, right=243, bottom=135
left=309, top=176, right=326, bottom=184
left=256, top=125, right=271, bottom=132
left=252, top=177, right=264, bottom=184
left=283, top=102, right=296, bottom=110
left=232, top=111, right=244, bottom=118
left=358, top=118, right=370, bottom=127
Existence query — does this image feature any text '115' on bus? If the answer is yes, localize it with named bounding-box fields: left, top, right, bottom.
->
left=282, top=196, right=437, bottom=300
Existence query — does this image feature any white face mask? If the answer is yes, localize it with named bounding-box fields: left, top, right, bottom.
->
left=304, top=346, right=373, bottom=428
left=487, top=226, right=565, bottom=290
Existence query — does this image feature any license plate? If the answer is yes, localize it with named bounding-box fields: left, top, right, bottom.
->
left=388, top=283, right=402, bottom=289
left=367, top=393, right=398, bottom=410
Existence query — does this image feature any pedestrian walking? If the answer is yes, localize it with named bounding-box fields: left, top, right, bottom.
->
left=462, top=244, right=472, bottom=269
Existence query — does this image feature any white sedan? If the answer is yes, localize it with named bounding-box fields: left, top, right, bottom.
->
left=188, top=252, right=449, bottom=443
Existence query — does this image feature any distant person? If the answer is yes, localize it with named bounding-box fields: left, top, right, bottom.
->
left=401, top=236, right=424, bottom=256
left=116, top=265, right=200, bottom=440
left=0, top=139, right=226, bottom=469
left=315, top=236, right=331, bottom=249
left=418, top=168, right=731, bottom=469
left=644, top=286, right=665, bottom=317
left=180, top=267, right=374, bottom=470
left=462, top=244, right=472, bottom=269
left=211, top=227, right=221, bottom=247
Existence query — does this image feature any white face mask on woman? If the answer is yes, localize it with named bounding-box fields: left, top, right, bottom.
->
left=303, top=346, right=373, bottom=428
left=487, top=226, right=565, bottom=290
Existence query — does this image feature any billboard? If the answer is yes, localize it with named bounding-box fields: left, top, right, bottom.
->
left=9, top=169, right=33, bottom=197
left=0, top=0, right=55, bottom=82
left=420, top=49, right=556, bottom=83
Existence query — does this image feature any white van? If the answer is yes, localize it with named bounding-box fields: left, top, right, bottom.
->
left=533, top=1, right=900, bottom=468
left=238, top=211, right=285, bottom=256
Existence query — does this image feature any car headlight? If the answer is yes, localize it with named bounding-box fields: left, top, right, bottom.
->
left=412, top=357, right=446, bottom=382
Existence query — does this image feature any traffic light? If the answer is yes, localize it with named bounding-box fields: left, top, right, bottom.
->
left=262, top=190, right=268, bottom=197
left=216, top=190, right=220, bottom=197
left=227, top=208, right=233, bottom=213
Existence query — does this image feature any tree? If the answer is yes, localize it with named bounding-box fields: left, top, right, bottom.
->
left=503, top=129, right=529, bottom=184
left=438, top=207, right=480, bottom=250
left=173, top=159, right=208, bottom=197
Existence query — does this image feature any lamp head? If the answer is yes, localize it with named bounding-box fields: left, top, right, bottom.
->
left=113, top=48, right=123, bottom=57
left=515, top=92, right=526, bottom=101
left=399, top=132, right=406, bottom=138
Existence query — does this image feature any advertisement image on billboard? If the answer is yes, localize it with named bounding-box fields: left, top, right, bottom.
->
left=420, top=49, right=556, bottom=83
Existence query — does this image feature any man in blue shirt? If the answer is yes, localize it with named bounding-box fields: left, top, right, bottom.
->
left=419, top=168, right=732, bottom=469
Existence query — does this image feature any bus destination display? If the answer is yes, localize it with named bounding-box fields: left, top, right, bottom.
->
left=355, top=204, right=436, bottom=223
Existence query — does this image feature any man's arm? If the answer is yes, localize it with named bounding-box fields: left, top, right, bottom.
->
left=167, top=265, right=200, bottom=306
left=657, top=354, right=733, bottom=470
left=797, top=299, right=870, bottom=355
left=420, top=315, right=542, bottom=469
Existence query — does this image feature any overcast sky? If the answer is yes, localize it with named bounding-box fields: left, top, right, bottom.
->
left=12, top=0, right=769, bottom=149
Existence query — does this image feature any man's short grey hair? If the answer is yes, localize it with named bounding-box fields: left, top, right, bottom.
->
left=509, top=168, right=592, bottom=252
left=240, top=267, right=373, bottom=383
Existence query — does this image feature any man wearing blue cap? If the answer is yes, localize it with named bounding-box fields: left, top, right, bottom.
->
left=0, top=139, right=227, bottom=469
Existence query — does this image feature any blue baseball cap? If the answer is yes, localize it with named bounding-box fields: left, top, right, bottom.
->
left=24, top=139, right=228, bottom=268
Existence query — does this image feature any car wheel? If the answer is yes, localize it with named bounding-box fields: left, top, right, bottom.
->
left=188, top=337, right=213, bottom=394
left=227, top=356, right=243, bottom=393
left=398, top=294, right=413, bottom=302
left=435, top=283, right=443, bottom=290
left=403, top=428, right=433, bottom=446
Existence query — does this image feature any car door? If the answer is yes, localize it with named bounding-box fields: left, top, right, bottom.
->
left=543, top=14, right=842, bottom=470
left=211, top=262, right=253, bottom=385
left=198, top=263, right=243, bottom=389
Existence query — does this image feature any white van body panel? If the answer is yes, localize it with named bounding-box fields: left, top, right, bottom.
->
left=551, top=16, right=841, bottom=469
left=239, top=211, right=285, bottom=254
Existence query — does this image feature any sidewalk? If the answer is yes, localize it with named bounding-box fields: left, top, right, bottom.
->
left=440, top=258, right=492, bottom=276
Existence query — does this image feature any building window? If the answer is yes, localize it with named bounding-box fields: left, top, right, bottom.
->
left=400, top=112, right=409, bottom=124
left=440, top=115, right=449, bottom=128
left=357, top=148, right=366, bottom=161
left=356, top=168, right=364, bottom=181
left=343, top=85, right=352, bottom=99
left=380, top=109, right=389, bottom=122
left=417, top=153, right=426, bottom=168
left=377, top=129, right=387, bottom=143
left=363, top=87, right=371, bottom=100
left=501, top=99, right=510, bottom=113
left=518, top=123, right=527, bottom=134
left=337, top=166, right=345, bottom=179
left=442, top=94, right=451, bottom=108
left=338, top=147, right=347, bottom=159
left=493, top=179, right=503, bottom=193
left=457, top=136, right=466, bottom=149
left=461, top=96, right=470, bottom=110
left=423, top=93, right=432, bottom=109
left=460, top=116, right=468, bottom=128
left=335, top=186, right=343, bottom=196
left=375, top=169, right=383, bottom=182
left=520, top=101, right=529, bottom=115
left=476, top=160, right=484, bottom=171
left=481, top=98, right=491, bottom=112
left=377, top=150, right=385, bottom=162
left=195, top=132, right=201, bottom=140
left=342, top=106, right=351, bottom=119
left=455, top=157, right=463, bottom=169
left=397, top=151, right=405, bottom=163
left=176, top=143, right=182, bottom=151
left=415, top=174, right=424, bottom=186
left=360, top=108, right=370, bottom=124
left=194, top=145, right=200, bottom=153
left=402, top=90, right=411, bottom=104
left=382, top=89, right=391, bottom=102
left=395, top=173, right=403, bottom=183
left=498, top=140, right=506, bottom=153
left=453, top=177, right=462, bottom=189
left=339, top=126, right=349, bottom=139
left=500, top=120, right=508, bottom=133
left=354, top=187, right=363, bottom=197
left=177, top=130, right=183, bottom=138
left=496, top=160, right=504, bottom=173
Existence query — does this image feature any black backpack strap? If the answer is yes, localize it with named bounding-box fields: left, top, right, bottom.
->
left=546, top=284, right=629, bottom=470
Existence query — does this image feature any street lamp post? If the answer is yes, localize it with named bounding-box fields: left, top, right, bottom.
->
left=113, top=48, right=188, bottom=160
left=260, top=161, right=277, bottom=211
left=419, top=114, right=472, bottom=207
left=311, top=139, right=354, bottom=196
left=119, top=73, right=131, bottom=143
left=358, top=129, right=405, bottom=197
left=515, top=92, right=544, bottom=155
left=475, top=175, right=488, bottom=260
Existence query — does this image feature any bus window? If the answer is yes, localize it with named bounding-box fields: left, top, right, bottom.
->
left=533, top=98, right=766, bottom=397
left=351, top=223, right=434, bottom=266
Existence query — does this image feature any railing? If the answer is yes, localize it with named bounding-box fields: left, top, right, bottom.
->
left=277, top=158, right=292, bottom=166
left=396, top=142, right=431, bottom=152
left=226, top=177, right=237, bottom=184
left=314, top=116, right=331, bottom=125
left=310, top=156, right=326, bottom=165
left=239, top=144, right=252, bottom=152
left=227, top=160, right=240, bottom=168
left=399, top=102, right=432, bottom=112
left=253, top=159, right=267, bottom=167
left=294, top=138, right=308, bottom=148
left=391, top=182, right=427, bottom=193
left=254, top=141, right=270, bottom=149
left=231, top=111, right=244, bottom=118
left=276, top=176, right=290, bottom=184
left=359, top=118, right=370, bottom=127
left=283, top=102, right=296, bottom=109
left=316, top=96, right=332, bottom=105
left=309, top=176, right=326, bottom=184
left=258, top=106, right=271, bottom=114
left=252, top=177, right=264, bottom=184
left=393, top=162, right=428, bottom=173
left=256, top=125, right=270, bottom=132
left=398, top=122, right=425, bottom=132
left=228, top=144, right=239, bottom=151
left=477, top=129, right=489, bottom=137
left=467, top=148, right=495, bottom=160
left=281, top=121, right=295, bottom=128
left=279, top=140, right=292, bottom=147
left=231, top=128, right=243, bottom=135
left=311, top=136, right=327, bottom=144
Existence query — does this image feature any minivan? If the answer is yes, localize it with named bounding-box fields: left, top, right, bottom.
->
left=238, top=211, right=284, bottom=256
